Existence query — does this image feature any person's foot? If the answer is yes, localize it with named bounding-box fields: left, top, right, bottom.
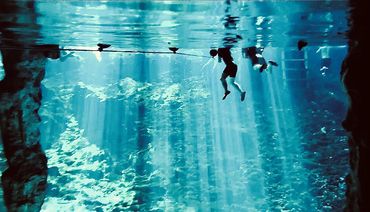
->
left=268, top=61, right=278, bottom=66
left=222, top=90, right=231, bottom=100
left=241, top=91, right=246, bottom=102
left=260, top=63, right=268, bottom=72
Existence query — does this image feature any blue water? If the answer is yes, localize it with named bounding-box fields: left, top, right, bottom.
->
left=0, top=1, right=349, bottom=211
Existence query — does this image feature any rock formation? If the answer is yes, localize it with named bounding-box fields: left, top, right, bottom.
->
left=342, top=0, right=370, bottom=211
left=0, top=0, right=59, bottom=210
left=0, top=46, right=59, bottom=211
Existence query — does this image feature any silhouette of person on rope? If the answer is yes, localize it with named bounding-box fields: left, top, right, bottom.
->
left=210, top=48, right=246, bottom=101
left=243, top=46, right=278, bottom=73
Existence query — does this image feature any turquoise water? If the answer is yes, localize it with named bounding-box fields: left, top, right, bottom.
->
left=38, top=46, right=348, bottom=211
left=1, top=1, right=349, bottom=211
left=6, top=0, right=347, bottom=48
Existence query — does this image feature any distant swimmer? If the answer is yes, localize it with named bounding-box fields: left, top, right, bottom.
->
left=97, top=43, right=111, bottom=52
left=316, top=46, right=331, bottom=74
left=268, top=61, right=278, bottom=67
left=169, top=47, right=179, bottom=53
left=243, top=46, right=278, bottom=73
left=210, top=48, right=246, bottom=101
left=297, top=40, right=308, bottom=51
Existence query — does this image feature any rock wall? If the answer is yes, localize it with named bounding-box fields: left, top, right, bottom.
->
left=0, top=48, right=48, bottom=211
left=342, top=0, right=370, bottom=211
left=0, top=0, right=58, bottom=211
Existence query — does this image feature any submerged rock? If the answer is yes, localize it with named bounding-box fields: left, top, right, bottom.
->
left=42, top=115, right=136, bottom=211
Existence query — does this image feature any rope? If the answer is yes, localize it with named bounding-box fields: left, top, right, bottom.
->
left=0, top=46, right=211, bottom=58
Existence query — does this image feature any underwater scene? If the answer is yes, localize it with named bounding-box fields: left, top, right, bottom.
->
left=0, top=0, right=349, bottom=211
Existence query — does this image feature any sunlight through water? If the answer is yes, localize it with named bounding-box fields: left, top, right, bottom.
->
left=0, top=0, right=349, bottom=211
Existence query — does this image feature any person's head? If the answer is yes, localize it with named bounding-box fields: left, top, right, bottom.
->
left=209, top=49, right=218, bottom=57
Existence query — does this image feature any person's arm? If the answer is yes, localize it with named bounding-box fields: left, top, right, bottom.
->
left=59, top=52, right=74, bottom=62
left=316, top=46, right=323, bottom=53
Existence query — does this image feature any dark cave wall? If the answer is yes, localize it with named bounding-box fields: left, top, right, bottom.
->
left=342, top=0, right=370, bottom=211
left=0, top=48, right=48, bottom=212
left=0, top=0, right=58, bottom=211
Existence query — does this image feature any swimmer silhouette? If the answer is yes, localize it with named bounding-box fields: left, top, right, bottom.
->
left=169, top=47, right=179, bottom=53
left=243, top=46, right=278, bottom=73
left=97, top=43, right=111, bottom=52
left=211, top=48, right=246, bottom=101
left=298, top=40, right=308, bottom=51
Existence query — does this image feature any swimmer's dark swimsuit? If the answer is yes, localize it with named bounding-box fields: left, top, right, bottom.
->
left=218, top=48, right=238, bottom=78
left=221, top=62, right=237, bottom=78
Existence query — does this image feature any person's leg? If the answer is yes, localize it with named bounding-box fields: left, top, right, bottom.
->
left=220, top=77, right=228, bottom=93
left=220, top=72, right=231, bottom=100
left=253, top=64, right=262, bottom=71
left=220, top=72, right=229, bottom=93
left=229, top=77, right=246, bottom=101
left=229, top=77, right=243, bottom=94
